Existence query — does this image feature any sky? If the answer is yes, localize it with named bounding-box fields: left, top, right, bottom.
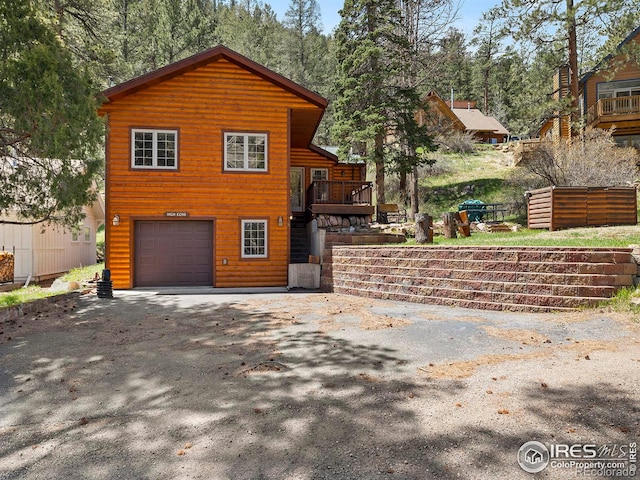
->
left=267, top=0, right=503, bottom=36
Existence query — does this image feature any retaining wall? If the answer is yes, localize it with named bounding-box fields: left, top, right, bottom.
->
left=0, top=291, right=81, bottom=323
left=322, top=245, right=638, bottom=312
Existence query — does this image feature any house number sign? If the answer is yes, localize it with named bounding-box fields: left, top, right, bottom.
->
left=165, top=212, right=189, bottom=217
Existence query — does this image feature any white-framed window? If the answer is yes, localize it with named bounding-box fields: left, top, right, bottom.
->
left=311, top=168, right=328, bottom=182
left=310, top=168, right=329, bottom=202
left=597, top=78, right=640, bottom=99
left=84, top=227, right=91, bottom=243
left=241, top=220, right=267, bottom=258
left=71, top=226, right=81, bottom=242
left=131, top=129, right=178, bottom=169
left=224, top=132, right=267, bottom=171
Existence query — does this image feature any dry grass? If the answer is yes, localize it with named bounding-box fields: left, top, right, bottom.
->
left=418, top=339, right=619, bottom=379
left=481, top=326, right=550, bottom=345
left=249, top=294, right=413, bottom=333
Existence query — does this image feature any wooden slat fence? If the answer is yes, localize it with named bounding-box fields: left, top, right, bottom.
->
left=527, top=186, right=637, bottom=231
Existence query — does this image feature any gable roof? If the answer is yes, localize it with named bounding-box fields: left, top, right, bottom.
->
left=101, top=45, right=327, bottom=108
left=452, top=108, right=509, bottom=135
left=581, top=24, right=640, bottom=84
left=90, top=192, right=106, bottom=223
left=309, top=144, right=339, bottom=163
left=422, top=91, right=466, bottom=131
left=99, top=45, right=328, bottom=149
left=423, top=91, right=509, bottom=136
left=483, top=115, right=510, bottom=136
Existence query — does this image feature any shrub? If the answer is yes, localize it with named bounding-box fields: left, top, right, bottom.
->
left=419, top=152, right=454, bottom=177
left=521, top=128, right=639, bottom=187
left=435, top=131, right=478, bottom=154
left=503, top=168, right=547, bottom=220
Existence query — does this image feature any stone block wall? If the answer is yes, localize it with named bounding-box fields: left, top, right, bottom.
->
left=323, top=245, right=638, bottom=312
left=320, top=232, right=406, bottom=291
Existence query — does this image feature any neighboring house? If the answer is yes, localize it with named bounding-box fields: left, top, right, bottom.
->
left=99, top=45, right=368, bottom=289
left=0, top=199, right=104, bottom=282
left=539, top=65, right=572, bottom=141
left=419, top=91, right=510, bottom=144
left=542, top=25, right=640, bottom=146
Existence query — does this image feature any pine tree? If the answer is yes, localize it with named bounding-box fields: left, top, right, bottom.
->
left=333, top=0, right=430, bottom=206
left=282, top=0, right=322, bottom=87
left=500, top=0, right=640, bottom=136
left=0, top=0, right=103, bottom=227
left=135, top=0, right=218, bottom=70
left=397, top=0, right=460, bottom=217
left=216, top=0, right=284, bottom=70
left=435, top=28, right=473, bottom=103
left=471, top=10, right=505, bottom=116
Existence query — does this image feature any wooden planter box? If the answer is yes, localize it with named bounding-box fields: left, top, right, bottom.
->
left=527, top=186, right=638, bottom=231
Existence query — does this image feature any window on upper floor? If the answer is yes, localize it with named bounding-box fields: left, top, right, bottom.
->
left=131, top=129, right=178, bottom=169
left=597, top=78, right=640, bottom=99
left=224, top=132, right=267, bottom=172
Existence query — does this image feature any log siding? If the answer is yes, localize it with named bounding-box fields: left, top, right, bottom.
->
left=581, top=29, right=640, bottom=136
left=102, top=55, right=323, bottom=288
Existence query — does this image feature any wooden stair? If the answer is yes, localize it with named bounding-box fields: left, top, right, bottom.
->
left=290, top=220, right=310, bottom=264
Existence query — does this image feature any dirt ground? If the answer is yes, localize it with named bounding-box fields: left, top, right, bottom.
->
left=0, top=291, right=639, bottom=480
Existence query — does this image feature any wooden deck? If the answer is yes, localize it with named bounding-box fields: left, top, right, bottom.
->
left=306, top=180, right=374, bottom=216
left=310, top=204, right=375, bottom=215
left=587, top=95, right=640, bottom=129
left=513, top=139, right=540, bottom=164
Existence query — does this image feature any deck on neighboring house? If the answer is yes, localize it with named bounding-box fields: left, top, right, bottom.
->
left=587, top=95, right=640, bottom=129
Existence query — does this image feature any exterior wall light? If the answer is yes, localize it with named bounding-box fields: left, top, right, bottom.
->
left=112, top=214, right=120, bottom=226
left=278, top=215, right=283, bottom=227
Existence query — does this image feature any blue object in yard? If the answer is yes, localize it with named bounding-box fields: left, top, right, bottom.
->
left=458, top=199, right=486, bottom=222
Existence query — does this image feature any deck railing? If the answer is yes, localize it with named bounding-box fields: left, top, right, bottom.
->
left=306, top=180, right=373, bottom=207
left=587, top=95, right=640, bottom=125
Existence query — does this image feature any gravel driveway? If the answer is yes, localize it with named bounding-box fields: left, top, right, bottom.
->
left=1, top=291, right=639, bottom=479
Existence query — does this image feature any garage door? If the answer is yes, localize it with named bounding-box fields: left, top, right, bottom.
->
left=134, top=221, right=213, bottom=287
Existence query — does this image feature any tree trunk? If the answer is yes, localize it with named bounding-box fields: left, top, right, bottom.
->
left=399, top=170, right=407, bottom=205
left=442, top=212, right=457, bottom=239
left=415, top=213, right=432, bottom=244
left=409, top=165, right=419, bottom=221
left=484, top=72, right=490, bottom=115
left=375, top=131, right=385, bottom=205
left=566, top=0, right=579, bottom=138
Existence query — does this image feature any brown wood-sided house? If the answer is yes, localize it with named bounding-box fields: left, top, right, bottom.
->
left=418, top=91, right=510, bottom=144
left=99, top=46, right=368, bottom=289
left=541, top=25, right=640, bottom=147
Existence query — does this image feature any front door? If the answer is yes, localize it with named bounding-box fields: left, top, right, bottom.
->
left=290, top=167, right=304, bottom=213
